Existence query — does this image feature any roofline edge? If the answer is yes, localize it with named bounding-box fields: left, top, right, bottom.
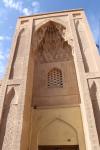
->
left=19, top=8, right=84, bottom=19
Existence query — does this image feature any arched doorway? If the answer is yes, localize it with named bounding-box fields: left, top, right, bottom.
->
left=39, top=145, right=79, bottom=150
left=38, top=119, right=79, bottom=150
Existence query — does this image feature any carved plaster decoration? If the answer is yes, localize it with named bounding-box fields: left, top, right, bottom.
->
left=33, top=21, right=67, bottom=50
left=35, top=21, right=73, bottom=63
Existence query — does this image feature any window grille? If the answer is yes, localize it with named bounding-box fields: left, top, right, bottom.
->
left=48, top=68, right=63, bottom=88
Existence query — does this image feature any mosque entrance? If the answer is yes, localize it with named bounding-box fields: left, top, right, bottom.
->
left=38, top=145, right=79, bottom=150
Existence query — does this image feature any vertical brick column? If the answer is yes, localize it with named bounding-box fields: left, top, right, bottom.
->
left=12, top=18, right=34, bottom=150
left=0, top=17, right=34, bottom=150
left=0, top=20, right=20, bottom=124
left=69, top=14, right=100, bottom=150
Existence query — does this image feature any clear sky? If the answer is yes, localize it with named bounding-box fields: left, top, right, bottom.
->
left=0, top=0, right=100, bottom=78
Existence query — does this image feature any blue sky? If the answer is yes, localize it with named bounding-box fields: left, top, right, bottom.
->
left=0, top=0, right=100, bottom=78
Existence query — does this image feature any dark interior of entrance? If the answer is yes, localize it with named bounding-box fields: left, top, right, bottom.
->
left=39, top=145, right=79, bottom=150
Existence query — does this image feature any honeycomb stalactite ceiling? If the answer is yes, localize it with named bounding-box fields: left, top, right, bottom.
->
left=35, top=21, right=73, bottom=63
left=36, top=21, right=66, bottom=42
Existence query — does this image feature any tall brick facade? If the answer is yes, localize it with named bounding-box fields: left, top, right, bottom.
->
left=0, top=9, right=100, bottom=150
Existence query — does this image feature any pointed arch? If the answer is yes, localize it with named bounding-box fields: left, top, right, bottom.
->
left=33, top=20, right=72, bottom=63
left=38, top=118, right=77, bottom=135
left=34, top=18, right=66, bottom=32
left=37, top=118, right=78, bottom=145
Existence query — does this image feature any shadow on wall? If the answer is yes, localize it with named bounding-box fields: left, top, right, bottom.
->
left=0, top=87, right=15, bottom=149
left=96, top=44, right=100, bottom=55
left=89, top=81, right=100, bottom=143
left=9, top=29, right=24, bottom=79
left=75, top=21, right=89, bottom=73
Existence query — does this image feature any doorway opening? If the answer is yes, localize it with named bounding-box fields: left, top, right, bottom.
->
left=39, top=145, right=79, bottom=150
